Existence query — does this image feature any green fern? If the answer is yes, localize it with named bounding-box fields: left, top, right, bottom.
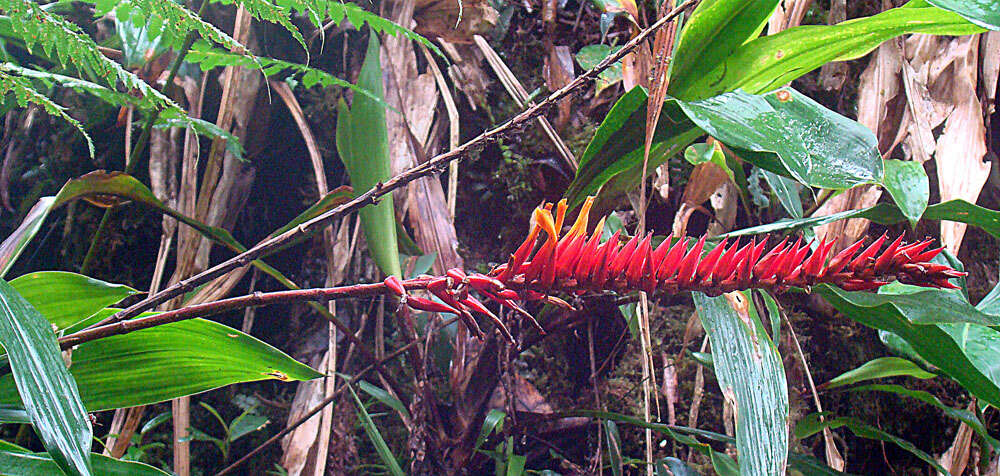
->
left=0, top=0, right=176, bottom=111
left=2, top=63, right=244, bottom=159
left=92, top=0, right=258, bottom=61
left=218, top=0, right=308, bottom=54
left=185, top=41, right=392, bottom=110
left=0, top=68, right=95, bottom=157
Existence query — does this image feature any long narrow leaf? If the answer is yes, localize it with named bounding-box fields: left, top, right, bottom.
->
left=693, top=290, right=788, bottom=475
left=0, top=278, right=92, bottom=475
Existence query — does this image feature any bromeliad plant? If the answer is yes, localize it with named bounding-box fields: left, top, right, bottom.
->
left=378, top=196, right=964, bottom=342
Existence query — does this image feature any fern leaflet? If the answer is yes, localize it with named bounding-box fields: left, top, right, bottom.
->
left=0, top=68, right=95, bottom=157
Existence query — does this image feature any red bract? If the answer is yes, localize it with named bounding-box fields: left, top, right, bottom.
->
left=388, top=197, right=966, bottom=341
left=492, top=198, right=965, bottom=297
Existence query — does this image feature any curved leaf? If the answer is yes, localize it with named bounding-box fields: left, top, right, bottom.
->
left=796, top=414, right=949, bottom=474
left=676, top=87, right=883, bottom=190
left=816, top=284, right=1000, bottom=408
left=850, top=384, right=1000, bottom=450
left=925, top=0, right=1000, bottom=30
left=674, top=4, right=985, bottom=99
left=825, top=357, right=935, bottom=389
left=693, top=291, right=788, bottom=475
left=0, top=440, right=168, bottom=476
left=0, top=278, right=92, bottom=475
left=0, top=318, right=322, bottom=411
left=882, top=159, right=929, bottom=227
left=335, top=34, right=401, bottom=277
left=10, top=272, right=138, bottom=330
left=565, top=87, right=698, bottom=208
left=0, top=197, right=55, bottom=278
left=668, top=0, right=779, bottom=99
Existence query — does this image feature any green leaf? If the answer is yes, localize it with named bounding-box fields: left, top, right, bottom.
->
left=575, top=44, right=622, bottom=92
left=348, top=384, right=405, bottom=476
left=0, top=0, right=178, bottom=110
left=693, top=291, right=788, bottom=475
left=0, top=197, right=55, bottom=278
left=335, top=34, right=401, bottom=277
left=795, top=414, right=949, bottom=474
left=565, top=87, right=699, bottom=208
left=816, top=284, right=1000, bottom=408
left=0, top=69, right=95, bottom=157
left=603, top=420, right=623, bottom=476
left=925, top=0, right=1000, bottom=30
left=881, top=159, right=928, bottom=227
left=228, top=412, right=269, bottom=442
left=358, top=380, right=410, bottom=421
left=923, top=199, right=1000, bottom=240
left=676, top=88, right=883, bottom=190
left=0, top=318, right=322, bottom=411
left=475, top=409, right=506, bottom=452
left=673, top=3, right=985, bottom=99
left=0, top=442, right=168, bottom=476
left=825, top=357, right=935, bottom=388
left=10, top=271, right=138, bottom=330
left=761, top=169, right=802, bottom=218
left=668, top=0, right=779, bottom=100
left=0, top=278, right=92, bottom=476
left=185, top=42, right=393, bottom=111
left=655, top=457, right=701, bottom=476
left=849, top=383, right=1000, bottom=450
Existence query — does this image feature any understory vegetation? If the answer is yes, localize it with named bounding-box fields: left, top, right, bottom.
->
left=1, top=0, right=999, bottom=474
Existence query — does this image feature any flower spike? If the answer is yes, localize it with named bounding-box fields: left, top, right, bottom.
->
left=392, top=197, right=966, bottom=342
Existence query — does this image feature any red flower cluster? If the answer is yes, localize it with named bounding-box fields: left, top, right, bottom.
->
left=384, top=197, right=965, bottom=341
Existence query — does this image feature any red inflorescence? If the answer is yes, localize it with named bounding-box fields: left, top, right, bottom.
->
left=386, top=197, right=966, bottom=342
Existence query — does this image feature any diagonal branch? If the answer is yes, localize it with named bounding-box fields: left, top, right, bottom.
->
left=90, top=0, right=698, bottom=328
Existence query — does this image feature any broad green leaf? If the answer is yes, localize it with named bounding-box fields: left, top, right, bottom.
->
left=0, top=443, right=168, bottom=476
left=938, top=323, right=1000, bottom=394
left=565, top=87, right=698, bottom=208
left=825, top=357, right=935, bottom=389
left=668, top=0, right=779, bottom=100
left=925, top=0, right=1000, bottom=29
left=335, top=34, right=401, bottom=277
left=795, top=414, right=949, bottom=474
left=0, top=318, right=322, bottom=411
left=716, top=198, right=1000, bottom=241
left=693, top=291, right=787, bottom=475
left=676, top=88, right=883, bottom=190
left=923, top=199, right=1000, bottom=240
left=0, top=197, right=55, bottom=278
left=0, top=278, right=92, bottom=476
left=881, top=159, right=928, bottom=227
left=827, top=287, right=1000, bottom=327
left=575, top=44, right=622, bottom=93
left=348, top=384, right=405, bottom=476
left=849, top=384, right=1000, bottom=450
left=976, top=279, right=1000, bottom=315
left=816, top=284, right=1000, bottom=408
left=10, top=271, right=138, bottom=330
left=673, top=3, right=985, bottom=99
left=761, top=169, right=802, bottom=218
left=228, top=412, right=269, bottom=442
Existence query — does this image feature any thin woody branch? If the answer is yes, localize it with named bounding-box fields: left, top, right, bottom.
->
left=90, top=0, right=698, bottom=329
left=60, top=198, right=964, bottom=349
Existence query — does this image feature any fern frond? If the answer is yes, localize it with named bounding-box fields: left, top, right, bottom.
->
left=0, top=68, right=95, bottom=157
left=185, top=42, right=392, bottom=110
left=217, top=0, right=308, bottom=55
left=0, top=0, right=176, bottom=112
left=328, top=2, right=443, bottom=58
left=155, top=112, right=246, bottom=160
left=2, top=63, right=243, bottom=159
